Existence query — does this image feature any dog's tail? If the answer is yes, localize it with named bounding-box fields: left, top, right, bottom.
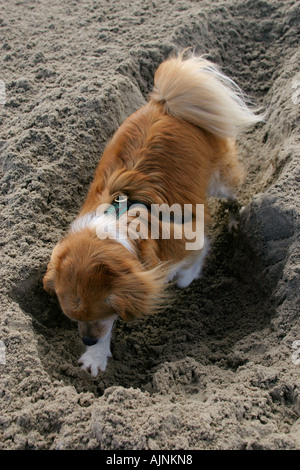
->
left=150, top=52, right=264, bottom=137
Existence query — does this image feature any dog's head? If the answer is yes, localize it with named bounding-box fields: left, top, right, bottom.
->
left=43, top=229, right=166, bottom=344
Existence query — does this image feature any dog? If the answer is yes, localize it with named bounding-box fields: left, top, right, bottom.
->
left=43, top=51, right=263, bottom=376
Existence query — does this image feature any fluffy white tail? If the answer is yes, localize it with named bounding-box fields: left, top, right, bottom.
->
left=150, top=52, right=264, bottom=137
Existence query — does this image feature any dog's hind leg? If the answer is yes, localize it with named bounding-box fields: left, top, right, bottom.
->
left=176, top=236, right=210, bottom=288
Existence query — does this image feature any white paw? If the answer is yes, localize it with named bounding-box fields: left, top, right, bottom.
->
left=78, top=343, right=112, bottom=377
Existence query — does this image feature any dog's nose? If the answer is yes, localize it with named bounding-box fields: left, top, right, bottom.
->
left=82, top=337, right=97, bottom=346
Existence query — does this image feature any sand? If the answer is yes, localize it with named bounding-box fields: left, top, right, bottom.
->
left=0, top=0, right=299, bottom=450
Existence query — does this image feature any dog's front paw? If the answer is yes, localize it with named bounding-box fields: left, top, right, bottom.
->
left=78, top=343, right=112, bottom=377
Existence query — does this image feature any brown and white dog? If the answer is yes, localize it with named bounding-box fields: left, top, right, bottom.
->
left=43, top=52, right=263, bottom=376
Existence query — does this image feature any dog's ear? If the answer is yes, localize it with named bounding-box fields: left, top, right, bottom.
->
left=109, top=294, right=139, bottom=322
left=91, top=263, right=118, bottom=291
left=43, top=242, right=67, bottom=295
left=113, top=299, right=137, bottom=322
left=110, top=264, right=168, bottom=322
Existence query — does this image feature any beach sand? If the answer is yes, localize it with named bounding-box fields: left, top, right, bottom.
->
left=0, top=0, right=299, bottom=449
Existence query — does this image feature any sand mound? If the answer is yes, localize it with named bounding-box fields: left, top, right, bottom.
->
left=0, top=0, right=299, bottom=450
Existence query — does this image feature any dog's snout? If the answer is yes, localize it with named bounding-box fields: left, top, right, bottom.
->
left=82, top=336, right=98, bottom=346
